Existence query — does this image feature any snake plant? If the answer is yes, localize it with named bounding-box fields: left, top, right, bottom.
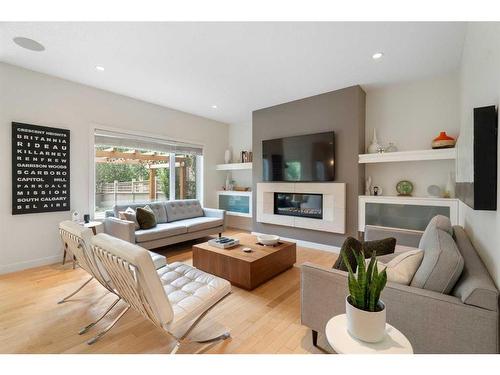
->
left=342, top=248, right=387, bottom=312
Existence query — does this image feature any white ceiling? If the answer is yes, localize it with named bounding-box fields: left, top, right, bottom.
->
left=0, top=22, right=466, bottom=125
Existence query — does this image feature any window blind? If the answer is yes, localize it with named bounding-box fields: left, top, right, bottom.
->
left=94, top=129, right=203, bottom=155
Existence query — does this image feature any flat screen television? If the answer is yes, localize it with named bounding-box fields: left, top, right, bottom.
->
left=262, top=131, right=335, bottom=182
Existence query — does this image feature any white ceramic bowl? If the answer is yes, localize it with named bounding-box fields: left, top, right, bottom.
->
left=257, top=234, right=280, bottom=245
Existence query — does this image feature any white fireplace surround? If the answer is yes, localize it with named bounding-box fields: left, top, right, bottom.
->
left=256, top=182, right=346, bottom=234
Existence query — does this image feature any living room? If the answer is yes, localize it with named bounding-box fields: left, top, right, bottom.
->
left=1, top=1, right=500, bottom=371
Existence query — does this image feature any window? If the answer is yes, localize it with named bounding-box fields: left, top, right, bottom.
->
left=94, top=129, right=203, bottom=217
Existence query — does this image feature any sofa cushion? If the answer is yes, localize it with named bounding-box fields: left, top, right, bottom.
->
left=333, top=236, right=396, bottom=272
left=119, top=207, right=140, bottom=230
left=136, top=205, right=157, bottom=230
left=375, top=249, right=424, bottom=285
left=420, top=215, right=453, bottom=242
left=182, top=217, right=224, bottom=233
left=147, top=202, right=168, bottom=224
left=157, top=262, right=231, bottom=327
left=113, top=202, right=165, bottom=221
left=376, top=244, right=416, bottom=263
left=411, top=223, right=464, bottom=294
left=135, top=222, right=187, bottom=243
left=451, top=226, right=499, bottom=311
left=165, top=199, right=204, bottom=222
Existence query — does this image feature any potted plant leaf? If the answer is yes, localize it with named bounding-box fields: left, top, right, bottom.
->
left=342, top=248, right=388, bottom=343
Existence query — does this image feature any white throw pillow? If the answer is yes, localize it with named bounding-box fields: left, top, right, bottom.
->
left=119, top=207, right=140, bottom=230
left=366, top=249, right=424, bottom=285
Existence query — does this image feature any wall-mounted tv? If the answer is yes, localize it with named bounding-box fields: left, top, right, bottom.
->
left=262, top=131, right=335, bottom=182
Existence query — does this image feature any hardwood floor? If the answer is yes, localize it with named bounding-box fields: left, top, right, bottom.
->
left=0, top=229, right=337, bottom=354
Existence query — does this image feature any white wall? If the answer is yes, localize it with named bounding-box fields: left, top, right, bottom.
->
left=457, top=23, right=500, bottom=287
left=225, top=122, right=253, bottom=230
left=365, top=74, right=460, bottom=196
left=0, top=63, right=229, bottom=274
left=227, top=122, right=253, bottom=187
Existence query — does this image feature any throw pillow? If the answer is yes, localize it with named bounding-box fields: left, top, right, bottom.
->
left=367, top=249, right=424, bottom=285
left=333, top=236, right=396, bottom=272
left=119, top=207, right=140, bottom=230
left=136, top=205, right=157, bottom=230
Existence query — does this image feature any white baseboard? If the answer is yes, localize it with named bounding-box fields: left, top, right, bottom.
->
left=0, top=254, right=62, bottom=275
left=251, top=231, right=340, bottom=253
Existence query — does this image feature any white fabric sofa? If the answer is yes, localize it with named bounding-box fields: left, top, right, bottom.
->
left=104, top=199, right=225, bottom=249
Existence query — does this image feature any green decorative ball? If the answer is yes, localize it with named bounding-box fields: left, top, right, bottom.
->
left=396, top=180, right=413, bottom=196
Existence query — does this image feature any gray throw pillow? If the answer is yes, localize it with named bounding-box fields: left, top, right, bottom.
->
left=411, top=225, right=464, bottom=294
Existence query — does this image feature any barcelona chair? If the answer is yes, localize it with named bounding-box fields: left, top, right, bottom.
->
left=58, top=220, right=167, bottom=335
left=90, top=233, right=231, bottom=353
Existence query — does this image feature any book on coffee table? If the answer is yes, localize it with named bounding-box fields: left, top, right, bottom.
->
left=208, top=237, right=240, bottom=249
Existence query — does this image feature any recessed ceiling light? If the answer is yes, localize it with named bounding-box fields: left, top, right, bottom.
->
left=13, top=37, right=45, bottom=52
left=95, top=65, right=105, bottom=71
left=211, top=105, right=218, bottom=109
left=372, top=52, right=384, bottom=60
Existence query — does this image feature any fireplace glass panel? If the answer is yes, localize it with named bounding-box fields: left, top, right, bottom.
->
left=274, top=192, right=323, bottom=219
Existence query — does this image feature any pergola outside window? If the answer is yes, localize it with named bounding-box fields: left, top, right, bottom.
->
left=94, top=129, right=203, bottom=217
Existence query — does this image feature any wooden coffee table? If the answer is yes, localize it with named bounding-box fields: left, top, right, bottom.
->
left=192, top=233, right=297, bottom=290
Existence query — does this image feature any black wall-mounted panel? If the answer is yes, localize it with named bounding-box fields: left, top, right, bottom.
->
left=456, top=105, right=497, bottom=211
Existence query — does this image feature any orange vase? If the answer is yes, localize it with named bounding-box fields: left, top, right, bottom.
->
left=432, top=131, right=455, bottom=149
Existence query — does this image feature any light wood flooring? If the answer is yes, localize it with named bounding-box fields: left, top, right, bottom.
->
left=0, top=229, right=337, bottom=354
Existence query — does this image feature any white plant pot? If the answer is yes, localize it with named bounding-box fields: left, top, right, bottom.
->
left=345, top=296, right=386, bottom=343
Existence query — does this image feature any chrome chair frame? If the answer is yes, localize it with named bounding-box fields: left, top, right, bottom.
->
left=58, top=224, right=122, bottom=335
left=91, top=239, right=230, bottom=353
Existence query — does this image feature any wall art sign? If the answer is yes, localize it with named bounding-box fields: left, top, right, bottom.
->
left=12, top=122, right=70, bottom=215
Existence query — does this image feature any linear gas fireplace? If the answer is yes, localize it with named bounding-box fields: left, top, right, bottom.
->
left=274, top=192, right=323, bottom=219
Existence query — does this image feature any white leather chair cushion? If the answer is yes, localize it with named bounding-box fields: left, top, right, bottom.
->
left=135, top=222, right=187, bottom=243
left=157, top=262, right=231, bottom=328
left=182, top=217, right=224, bottom=233
left=149, top=250, right=167, bottom=270
left=92, top=234, right=175, bottom=325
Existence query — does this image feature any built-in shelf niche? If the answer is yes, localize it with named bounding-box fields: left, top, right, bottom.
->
left=358, top=195, right=459, bottom=233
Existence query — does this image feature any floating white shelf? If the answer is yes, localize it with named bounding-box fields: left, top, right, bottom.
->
left=358, top=148, right=456, bottom=164
left=216, top=162, right=253, bottom=171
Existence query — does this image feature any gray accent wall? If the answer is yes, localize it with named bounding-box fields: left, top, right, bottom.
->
left=252, top=85, right=366, bottom=247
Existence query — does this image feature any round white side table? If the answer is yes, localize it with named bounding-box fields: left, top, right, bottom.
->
left=81, top=221, right=103, bottom=235
left=325, top=314, right=413, bottom=354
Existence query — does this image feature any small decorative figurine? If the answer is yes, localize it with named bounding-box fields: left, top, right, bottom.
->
left=432, top=132, right=456, bottom=149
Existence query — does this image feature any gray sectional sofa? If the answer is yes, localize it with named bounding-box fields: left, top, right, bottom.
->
left=301, top=215, right=499, bottom=354
left=104, top=199, right=225, bottom=249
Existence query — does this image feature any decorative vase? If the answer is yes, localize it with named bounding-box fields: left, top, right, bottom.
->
left=346, top=296, right=386, bottom=343
left=365, top=176, right=372, bottom=196
left=432, top=132, right=456, bottom=149
left=444, top=172, right=455, bottom=198
left=367, top=129, right=381, bottom=154
left=385, top=142, right=398, bottom=152
left=224, top=149, right=232, bottom=164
